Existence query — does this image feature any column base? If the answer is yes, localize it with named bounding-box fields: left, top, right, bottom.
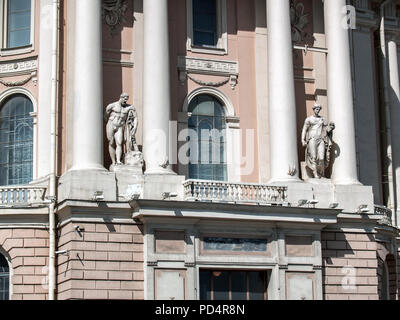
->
left=331, top=179, right=362, bottom=186
left=268, top=176, right=303, bottom=185
left=145, top=167, right=177, bottom=176
left=69, top=164, right=107, bottom=172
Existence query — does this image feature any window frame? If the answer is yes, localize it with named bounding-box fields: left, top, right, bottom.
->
left=187, top=94, right=228, bottom=182
left=0, top=251, right=11, bottom=301
left=199, top=268, right=269, bottom=301
left=0, top=0, right=35, bottom=56
left=179, top=88, right=241, bottom=183
left=186, top=0, right=228, bottom=55
left=0, top=88, right=37, bottom=186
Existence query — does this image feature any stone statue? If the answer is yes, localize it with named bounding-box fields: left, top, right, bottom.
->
left=105, top=93, right=143, bottom=173
left=301, top=103, right=335, bottom=179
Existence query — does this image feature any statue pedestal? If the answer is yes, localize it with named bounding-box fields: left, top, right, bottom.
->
left=110, top=164, right=143, bottom=175
left=110, top=151, right=144, bottom=175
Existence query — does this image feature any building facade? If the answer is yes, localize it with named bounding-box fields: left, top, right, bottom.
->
left=0, top=0, right=399, bottom=300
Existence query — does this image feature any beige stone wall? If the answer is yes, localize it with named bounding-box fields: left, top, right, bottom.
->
left=322, top=230, right=380, bottom=300
left=0, top=228, right=49, bottom=300
left=56, top=221, right=144, bottom=300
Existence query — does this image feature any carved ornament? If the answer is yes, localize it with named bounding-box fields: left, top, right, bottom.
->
left=102, top=0, right=128, bottom=34
left=290, top=0, right=310, bottom=44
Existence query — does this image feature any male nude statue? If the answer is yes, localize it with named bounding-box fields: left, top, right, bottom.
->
left=105, top=93, right=138, bottom=166
left=301, top=103, right=335, bottom=179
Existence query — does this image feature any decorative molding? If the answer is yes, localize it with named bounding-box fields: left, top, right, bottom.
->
left=0, top=58, right=38, bottom=77
left=182, top=87, right=236, bottom=117
left=0, top=72, right=36, bottom=87
left=178, top=56, right=239, bottom=89
left=147, top=261, right=158, bottom=267
left=186, top=73, right=230, bottom=88
left=184, top=262, right=195, bottom=268
left=103, top=58, right=134, bottom=68
left=102, top=0, right=128, bottom=34
left=290, top=0, right=310, bottom=44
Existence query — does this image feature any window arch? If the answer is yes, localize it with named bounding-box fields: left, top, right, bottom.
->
left=0, top=253, right=9, bottom=300
left=0, top=94, right=33, bottom=186
left=188, top=94, right=227, bottom=181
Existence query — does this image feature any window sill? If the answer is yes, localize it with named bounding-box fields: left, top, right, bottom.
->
left=188, top=45, right=227, bottom=56
left=0, top=45, right=34, bottom=57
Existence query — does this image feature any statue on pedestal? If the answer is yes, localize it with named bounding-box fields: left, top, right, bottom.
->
left=301, top=103, right=335, bottom=179
left=105, top=93, right=143, bottom=173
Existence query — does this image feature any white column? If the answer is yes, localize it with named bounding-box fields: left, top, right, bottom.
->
left=267, top=0, right=301, bottom=182
left=70, top=0, right=105, bottom=171
left=388, top=38, right=400, bottom=224
left=324, top=0, right=359, bottom=185
left=143, top=0, right=175, bottom=175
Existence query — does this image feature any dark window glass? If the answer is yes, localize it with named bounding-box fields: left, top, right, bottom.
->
left=193, top=0, right=217, bottom=47
left=7, top=0, right=31, bottom=48
left=199, top=271, right=212, bottom=300
left=249, top=272, right=266, bottom=300
left=231, top=272, right=247, bottom=300
left=0, top=254, right=9, bottom=301
left=203, top=237, right=268, bottom=252
left=200, top=270, right=268, bottom=301
left=0, top=94, right=33, bottom=186
left=188, top=95, right=227, bottom=181
left=213, top=271, right=229, bottom=300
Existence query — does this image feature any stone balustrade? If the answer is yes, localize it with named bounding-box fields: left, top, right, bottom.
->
left=0, top=186, right=47, bottom=206
left=374, top=205, right=393, bottom=226
left=183, top=180, right=288, bottom=204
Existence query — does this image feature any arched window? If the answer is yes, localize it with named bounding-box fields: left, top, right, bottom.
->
left=188, top=94, right=227, bottom=181
left=0, top=254, right=9, bottom=300
left=0, top=94, right=33, bottom=186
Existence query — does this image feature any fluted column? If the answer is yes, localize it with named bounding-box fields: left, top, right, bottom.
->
left=143, top=0, right=175, bottom=175
left=70, top=0, right=105, bottom=171
left=388, top=37, right=400, bottom=224
left=267, top=0, right=301, bottom=182
left=324, top=0, right=359, bottom=185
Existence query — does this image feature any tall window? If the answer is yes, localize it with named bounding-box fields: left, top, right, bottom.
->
left=200, top=270, right=268, bottom=300
left=6, top=0, right=32, bottom=48
left=192, top=0, right=217, bottom=47
left=188, top=94, right=227, bottom=181
left=0, top=254, right=9, bottom=300
left=0, top=94, right=33, bottom=186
